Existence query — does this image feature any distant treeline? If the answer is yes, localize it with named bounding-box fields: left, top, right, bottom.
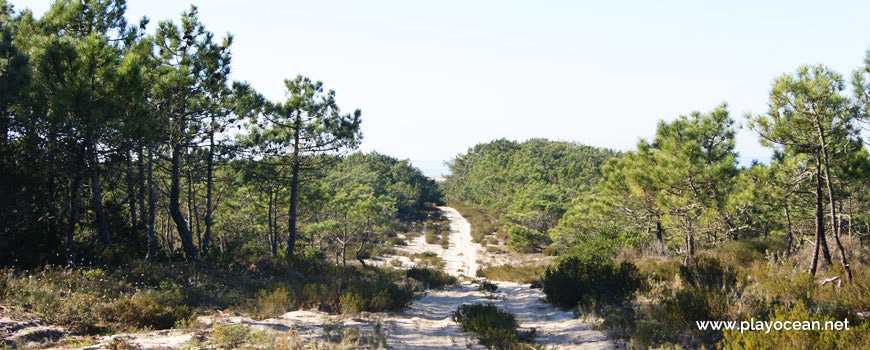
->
left=447, top=63, right=870, bottom=280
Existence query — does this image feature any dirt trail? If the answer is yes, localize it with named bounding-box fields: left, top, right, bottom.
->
left=381, top=206, right=612, bottom=350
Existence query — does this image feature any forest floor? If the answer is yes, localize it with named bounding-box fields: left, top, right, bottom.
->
left=4, top=207, right=612, bottom=349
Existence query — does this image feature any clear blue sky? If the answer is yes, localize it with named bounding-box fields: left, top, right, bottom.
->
left=14, top=0, right=870, bottom=176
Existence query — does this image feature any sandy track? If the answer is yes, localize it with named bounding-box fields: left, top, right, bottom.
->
left=383, top=207, right=613, bottom=350
left=436, top=206, right=478, bottom=278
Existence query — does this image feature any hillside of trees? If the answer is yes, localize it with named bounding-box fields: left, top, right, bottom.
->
left=444, top=138, right=619, bottom=251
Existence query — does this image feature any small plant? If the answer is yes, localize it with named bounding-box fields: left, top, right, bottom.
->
left=252, top=285, right=298, bottom=318
left=451, top=303, right=533, bottom=349
left=478, top=264, right=546, bottom=284
left=406, top=267, right=457, bottom=289
left=678, top=255, right=737, bottom=291
left=479, top=280, right=498, bottom=293
left=106, top=337, right=141, bottom=350
left=339, top=291, right=365, bottom=314
left=210, top=324, right=250, bottom=350
left=411, top=252, right=445, bottom=269
left=506, top=226, right=548, bottom=253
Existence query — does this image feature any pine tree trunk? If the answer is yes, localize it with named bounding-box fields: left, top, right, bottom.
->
left=126, top=151, right=138, bottom=234
left=87, top=138, right=113, bottom=248
left=170, top=144, right=199, bottom=262
left=203, top=126, right=214, bottom=252
left=138, top=148, right=147, bottom=238
left=815, top=124, right=853, bottom=281
left=784, top=204, right=794, bottom=254
left=145, top=146, right=157, bottom=262
left=268, top=187, right=276, bottom=257
left=810, top=157, right=830, bottom=275
left=286, top=113, right=301, bottom=257
left=66, top=170, right=82, bottom=266
left=655, top=218, right=665, bottom=254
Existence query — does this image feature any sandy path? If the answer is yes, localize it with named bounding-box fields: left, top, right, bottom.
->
left=436, top=206, right=478, bottom=277
left=383, top=207, right=613, bottom=350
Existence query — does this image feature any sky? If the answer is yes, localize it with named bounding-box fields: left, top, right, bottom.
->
left=13, top=0, right=870, bottom=176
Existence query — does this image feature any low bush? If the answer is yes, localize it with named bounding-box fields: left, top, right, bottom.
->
left=339, top=291, right=366, bottom=314
left=251, top=285, right=298, bottom=318
left=102, top=292, right=192, bottom=330
left=660, top=287, right=730, bottom=346
left=477, top=264, right=546, bottom=284
left=0, top=259, right=420, bottom=334
left=678, top=255, right=737, bottom=291
left=451, top=202, right=501, bottom=243
left=425, top=230, right=439, bottom=245
left=451, top=303, right=533, bottom=349
left=541, top=256, right=645, bottom=310
left=720, top=302, right=870, bottom=350
left=210, top=324, right=250, bottom=350
left=410, top=251, right=445, bottom=269
left=506, top=226, right=548, bottom=253
left=406, top=267, right=457, bottom=289
left=479, top=280, right=498, bottom=293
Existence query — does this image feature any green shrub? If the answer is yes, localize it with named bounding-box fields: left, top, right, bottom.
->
left=102, top=292, right=192, bottom=330
left=105, top=337, right=140, bottom=350
left=451, top=303, right=531, bottom=349
left=451, top=202, right=501, bottom=244
left=541, top=256, right=645, bottom=310
left=707, top=239, right=784, bottom=268
left=252, top=285, right=298, bottom=318
left=406, top=267, right=457, bottom=289
left=210, top=324, right=250, bottom=349
left=636, top=257, right=678, bottom=283
left=479, top=280, right=498, bottom=293
left=678, top=255, right=737, bottom=291
left=836, top=269, right=870, bottom=313
left=339, top=291, right=365, bottom=314
left=660, top=287, right=730, bottom=346
left=425, top=230, right=439, bottom=244
left=720, top=303, right=870, bottom=350
left=477, top=264, right=546, bottom=284
left=411, top=252, right=445, bottom=269
left=506, top=226, right=548, bottom=252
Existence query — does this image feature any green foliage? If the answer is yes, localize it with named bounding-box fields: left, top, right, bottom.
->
left=411, top=251, right=445, bottom=270
left=0, top=260, right=419, bottom=335
left=211, top=324, right=251, bottom=350
left=339, top=291, right=365, bottom=314
left=477, top=264, right=547, bottom=284
left=252, top=285, right=298, bottom=318
left=720, top=303, right=870, bottom=350
left=445, top=139, right=618, bottom=250
left=451, top=202, right=502, bottom=243
left=506, top=226, right=548, bottom=252
left=541, top=256, right=645, bottom=310
left=660, top=287, right=730, bottom=345
left=405, top=267, right=457, bottom=289
left=678, top=256, right=738, bottom=291
left=478, top=280, right=498, bottom=293
left=451, top=303, right=533, bottom=350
